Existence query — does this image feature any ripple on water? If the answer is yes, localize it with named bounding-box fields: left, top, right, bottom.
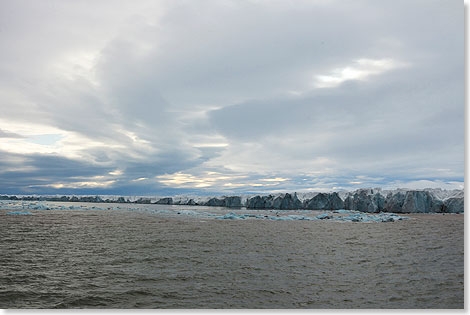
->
left=0, top=206, right=464, bottom=309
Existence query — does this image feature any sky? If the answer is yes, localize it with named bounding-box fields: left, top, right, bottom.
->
left=0, top=0, right=464, bottom=196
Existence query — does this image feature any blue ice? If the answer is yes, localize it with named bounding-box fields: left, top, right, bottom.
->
left=7, top=211, right=33, bottom=215
left=266, top=215, right=293, bottom=221
left=333, top=209, right=355, bottom=214
left=216, top=212, right=247, bottom=220
left=286, top=215, right=317, bottom=221
left=316, top=213, right=332, bottom=220
left=335, top=213, right=408, bottom=222
left=27, top=203, right=50, bottom=210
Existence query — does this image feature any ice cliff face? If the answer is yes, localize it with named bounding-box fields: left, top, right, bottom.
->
left=0, top=188, right=464, bottom=213
left=241, top=189, right=463, bottom=213
left=155, top=197, right=173, bottom=205
left=303, top=192, right=344, bottom=210
left=343, top=189, right=385, bottom=213
left=245, top=193, right=302, bottom=210
left=199, top=196, right=242, bottom=207
left=383, top=190, right=438, bottom=213
left=443, top=197, right=464, bottom=213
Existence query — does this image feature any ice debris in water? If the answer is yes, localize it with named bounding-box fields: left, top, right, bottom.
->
left=334, top=212, right=407, bottom=222
left=285, top=215, right=316, bottom=221
left=176, top=210, right=205, bottom=216
left=1, top=200, right=408, bottom=222
left=316, top=213, right=332, bottom=220
left=216, top=212, right=247, bottom=220
left=215, top=211, right=408, bottom=222
left=215, top=213, right=317, bottom=221
left=7, top=211, right=33, bottom=215
left=333, top=209, right=355, bottom=214
left=147, top=208, right=217, bottom=217
left=27, top=203, right=50, bottom=210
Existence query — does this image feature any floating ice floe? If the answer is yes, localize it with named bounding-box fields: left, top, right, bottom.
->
left=176, top=209, right=204, bottom=216
left=1, top=200, right=409, bottom=222
left=7, top=211, right=33, bottom=215
left=216, top=212, right=247, bottom=220
left=285, top=214, right=316, bottom=221
left=27, top=203, right=50, bottom=210
left=333, top=212, right=407, bottom=222
left=214, top=211, right=408, bottom=222
left=333, top=209, right=355, bottom=214
left=316, top=213, right=332, bottom=220
left=214, top=213, right=315, bottom=221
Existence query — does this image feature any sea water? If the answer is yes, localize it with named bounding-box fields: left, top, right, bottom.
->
left=0, top=200, right=464, bottom=308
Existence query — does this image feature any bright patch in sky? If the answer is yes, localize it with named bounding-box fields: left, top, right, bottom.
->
left=314, top=58, right=407, bottom=88
left=109, top=170, right=124, bottom=176
left=28, top=134, right=63, bottom=145
left=39, top=180, right=117, bottom=189
left=53, top=51, right=100, bottom=85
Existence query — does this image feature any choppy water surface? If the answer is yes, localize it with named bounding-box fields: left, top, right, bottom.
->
left=0, top=201, right=464, bottom=308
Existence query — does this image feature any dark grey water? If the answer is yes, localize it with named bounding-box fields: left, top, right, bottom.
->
left=0, top=202, right=464, bottom=308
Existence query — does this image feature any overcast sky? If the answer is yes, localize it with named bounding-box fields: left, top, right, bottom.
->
left=0, top=0, right=464, bottom=195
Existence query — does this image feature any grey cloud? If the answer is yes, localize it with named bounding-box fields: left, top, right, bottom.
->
left=0, top=151, right=110, bottom=193
left=0, top=0, right=463, bottom=194
left=0, top=129, right=24, bottom=138
left=207, top=58, right=463, bottom=182
left=0, top=148, right=211, bottom=195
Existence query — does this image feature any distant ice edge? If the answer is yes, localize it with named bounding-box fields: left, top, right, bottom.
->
left=0, top=188, right=464, bottom=213
left=2, top=201, right=411, bottom=223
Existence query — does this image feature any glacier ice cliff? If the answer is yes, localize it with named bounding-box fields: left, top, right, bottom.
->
left=0, top=188, right=464, bottom=213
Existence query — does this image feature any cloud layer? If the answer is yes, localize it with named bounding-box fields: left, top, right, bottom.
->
left=0, top=0, right=464, bottom=195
